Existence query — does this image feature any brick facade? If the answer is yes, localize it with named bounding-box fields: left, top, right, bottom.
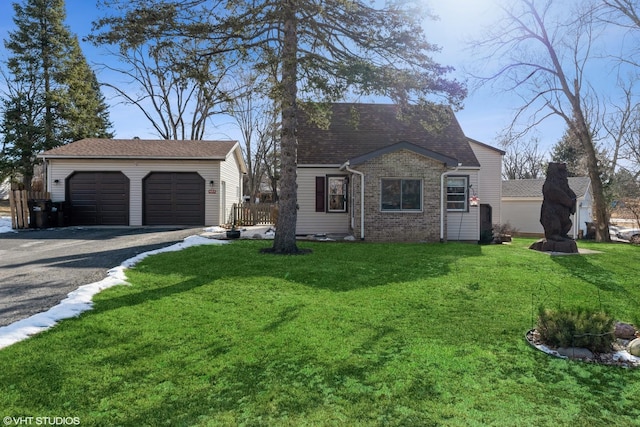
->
left=351, top=149, right=447, bottom=242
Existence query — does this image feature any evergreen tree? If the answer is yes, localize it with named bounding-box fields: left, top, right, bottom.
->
left=0, top=80, right=45, bottom=186
left=551, top=129, right=588, bottom=177
left=61, top=36, right=113, bottom=141
left=1, top=0, right=112, bottom=188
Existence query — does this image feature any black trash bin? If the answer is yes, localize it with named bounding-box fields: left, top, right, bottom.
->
left=29, top=199, right=52, bottom=228
left=51, top=202, right=66, bottom=227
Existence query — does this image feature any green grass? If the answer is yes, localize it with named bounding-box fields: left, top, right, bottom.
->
left=0, top=239, right=639, bottom=426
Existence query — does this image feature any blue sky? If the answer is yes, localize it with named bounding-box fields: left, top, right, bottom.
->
left=0, top=0, right=573, bottom=150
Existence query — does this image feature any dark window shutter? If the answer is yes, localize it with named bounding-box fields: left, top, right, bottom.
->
left=315, top=176, right=325, bottom=212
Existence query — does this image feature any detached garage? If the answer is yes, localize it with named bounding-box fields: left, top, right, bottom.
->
left=501, top=177, right=592, bottom=238
left=38, top=139, right=246, bottom=227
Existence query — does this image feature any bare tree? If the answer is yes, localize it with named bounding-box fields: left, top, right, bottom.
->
left=602, top=0, right=640, bottom=29
left=471, top=0, right=611, bottom=241
left=98, top=42, right=233, bottom=140
left=226, top=72, right=280, bottom=201
left=501, top=134, right=547, bottom=180
left=257, top=114, right=281, bottom=202
left=600, top=0, right=640, bottom=179
left=602, top=82, right=640, bottom=177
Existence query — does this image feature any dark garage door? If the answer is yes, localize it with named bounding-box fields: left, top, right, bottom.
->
left=68, top=172, right=129, bottom=225
left=143, top=172, right=205, bottom=225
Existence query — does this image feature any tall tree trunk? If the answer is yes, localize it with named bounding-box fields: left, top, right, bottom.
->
left=271, top=0, right=301, bottom=253
left=577, top=130, right=611, bottom=242
left=572, top=105, right=611, bottom=242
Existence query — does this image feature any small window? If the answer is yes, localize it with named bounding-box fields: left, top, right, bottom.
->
left=327, top=176, right=347, bottom=212
left=447, top=176, right=468, bottom=211
left=381, top=179, right=422, bottom=211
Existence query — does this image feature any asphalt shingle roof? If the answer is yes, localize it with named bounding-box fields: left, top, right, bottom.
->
left=296, top=103, right=482, bottom=167
left=502, top=177, right=592, bottom=198
left=39, top=139, right=238, bottom=159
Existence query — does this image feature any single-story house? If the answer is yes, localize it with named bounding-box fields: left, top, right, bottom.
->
left=296, top=103, right=505, bottom=242
left=501, top=177, right=593, bottom=238
left=38, top=139, right=246, bottom=226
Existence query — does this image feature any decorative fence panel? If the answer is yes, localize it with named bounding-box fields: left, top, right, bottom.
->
left=232, top=203, right=277, bottom=226
left=9, top=190, right=50, bottom=229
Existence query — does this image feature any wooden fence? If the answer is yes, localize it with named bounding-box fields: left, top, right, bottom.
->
left=9, top=190, right=50, bottom=229
left=232, top=203, right=277, bottom=226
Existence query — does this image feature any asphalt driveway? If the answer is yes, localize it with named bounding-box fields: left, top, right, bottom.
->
left=0, top=226, right=202, bottom=327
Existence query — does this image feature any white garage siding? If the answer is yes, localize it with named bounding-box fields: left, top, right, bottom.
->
left=501, top=198, right=543, bottom=236
left=220, top=148, right=244, bottom=225
left=46, top=159, right=223, bottom=226
left=502, top=197, right=590, bottom=238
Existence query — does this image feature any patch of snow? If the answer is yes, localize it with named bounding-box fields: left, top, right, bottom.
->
left=0, top=216, right=16, bottom=234
left=0, top=235, right=228, bottom=350
left=612, top=350, right=640, bottom=364
left=203, top=225, right=227, bottom=233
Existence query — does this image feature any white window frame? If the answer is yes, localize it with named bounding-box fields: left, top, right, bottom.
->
left=447, top=176, right=468, bottom=212
left=327, top=176, right=348, bottom=213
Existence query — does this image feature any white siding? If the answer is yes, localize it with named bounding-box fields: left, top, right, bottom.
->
left=46, top=158, right=222, bottom=226
left=296, top=167, right=350, bottom=235
left=0, top=178, right=9, bottom=200
left=446, top=170, right=480, bottom=241
left=502, top=198, right=543, bottom=236
left=575, top=191, right=593, bottom=237
left=503, top=196, right=590, bottom=238
left=468, top=140, right=503, bottom=225
left=220, top=147, right=244, bottom=224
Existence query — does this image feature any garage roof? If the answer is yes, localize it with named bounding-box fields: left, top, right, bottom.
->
left=502, top=177, right=592, bottom=198
left=38, top=138, right=239, bottom=160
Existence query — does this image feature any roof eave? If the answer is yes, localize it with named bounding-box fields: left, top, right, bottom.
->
left=349, top=141, right=459, bottom=167
left=39, top=155, right=228, bottom=160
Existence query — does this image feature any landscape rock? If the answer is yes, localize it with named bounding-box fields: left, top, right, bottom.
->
left=556, top=347, right=594, bottom=359
left=614, top=322, right=637, bottom=340
left=629, top=339, right=640, bottom=357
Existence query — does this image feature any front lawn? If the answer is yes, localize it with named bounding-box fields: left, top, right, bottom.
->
left=0, top=239, right=639, bottom=426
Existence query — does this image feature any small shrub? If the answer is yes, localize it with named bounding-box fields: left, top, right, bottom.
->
left=536, top=307, right=615, bottom=353
left=492, top=222, right=517, bottom=243
left=493, top=222, right=516, bottom=237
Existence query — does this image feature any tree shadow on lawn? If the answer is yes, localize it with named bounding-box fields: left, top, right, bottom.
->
left=550, top=255, right=628, bottom=293
left=77, top=315, right=440, bottom=425
left=91, top=242, right=484, bottom=314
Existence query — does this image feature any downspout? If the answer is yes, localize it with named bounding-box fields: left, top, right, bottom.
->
left=341, top=161, right=365, bottom=240
left=42, top=156, right=50, bottom=193
left=440, top=162, right=462, bottom=243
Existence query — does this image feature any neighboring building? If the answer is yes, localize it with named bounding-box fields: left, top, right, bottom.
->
left=296, top=103, right=504, bottom=242
left=501, top=177, right=593, bottom=238
left=38, top=139, right=246, bottom=226
left=0, top=178, right=9, bottom=200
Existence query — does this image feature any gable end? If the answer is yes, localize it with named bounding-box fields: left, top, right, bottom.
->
left=349, top=141, right=459, bottom=167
